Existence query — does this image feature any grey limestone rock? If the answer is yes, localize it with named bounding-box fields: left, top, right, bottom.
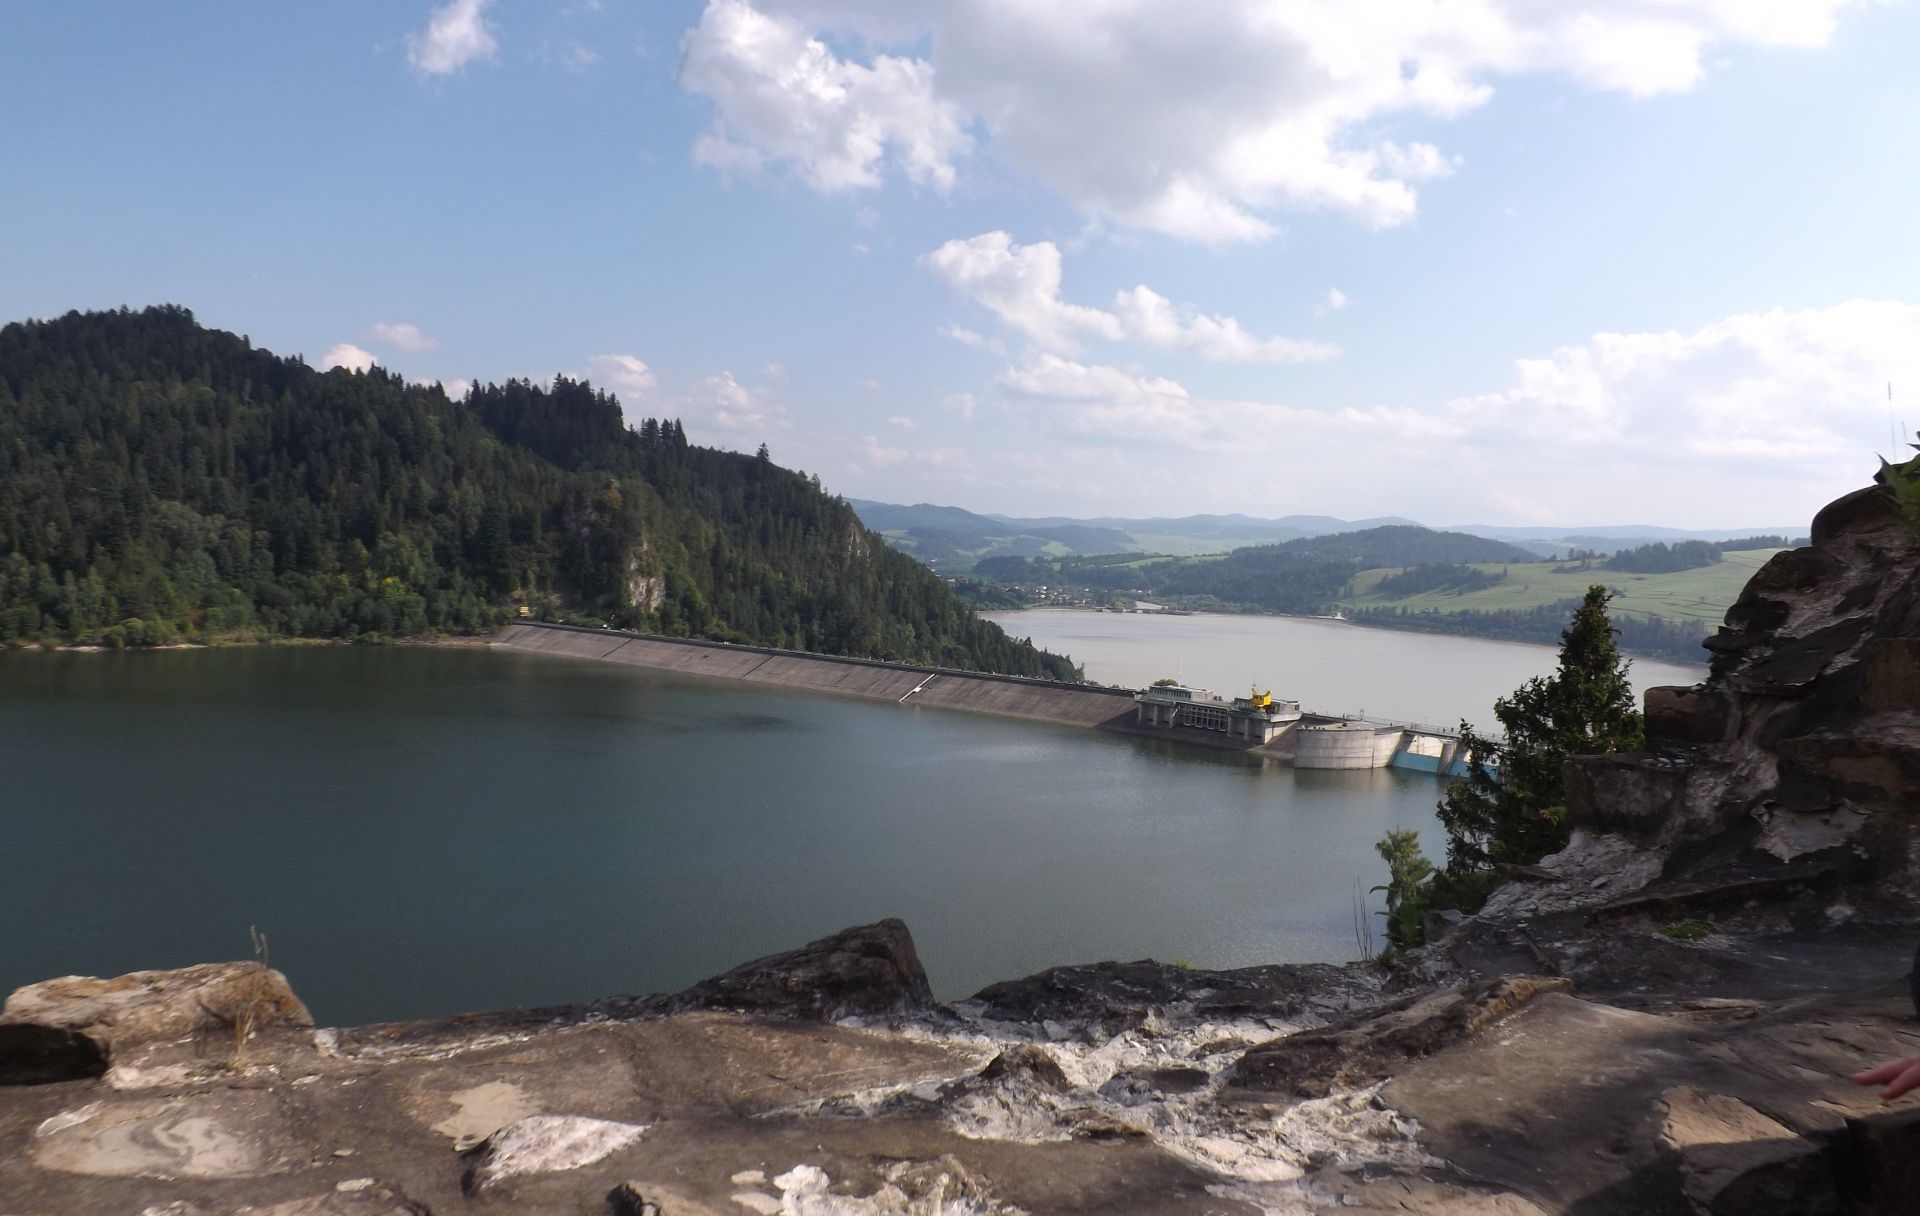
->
left=0, top=962, right=311, bottom=1083
left=1226, top=974, right=1571, bottom=1099
left=462, top=1114, right=647, bottom=1195
left=632, top=918, right=936, bottom=1021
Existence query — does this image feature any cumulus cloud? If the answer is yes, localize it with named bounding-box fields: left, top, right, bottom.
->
left=999, top=355, right=1217, bottom=447
left=407, top=0, right=498, bottom=76
left=938, top=323, right=1003, bottom=354
left=1111, top=285, right=1339, bottom=364
left=364, top=321, right=439, bottom=353
left=680, top=0, right=1869, bottom=240
left=680, top=0, right=971, bottom=192
left=926, top=232, right=1336, bottom=363
left=684, top=369, right=787, bottom=435
left=924, top=234, right=1120, bottom=351
left=551, top=41, right=600, bottom=73
left=1436, top=301, right=1920, bottom=469
left=320, top=343, right=377, bottom=373
left=587, top=354, right=659, bottom=404
left=969, top=299, right=1920, bottom=523
left=1314, top=288, right=1350, bottom=318
left=861, top=434, right=965, bottom=468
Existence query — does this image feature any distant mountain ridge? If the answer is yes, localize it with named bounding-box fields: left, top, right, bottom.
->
left=848, top=498, right=1797, bottom=569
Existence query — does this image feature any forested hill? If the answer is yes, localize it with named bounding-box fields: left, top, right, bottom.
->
left=0, top=306, right=1077, bottom=679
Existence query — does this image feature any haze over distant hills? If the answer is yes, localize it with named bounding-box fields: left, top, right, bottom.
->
left=848, top=498, right=1799, bottom=570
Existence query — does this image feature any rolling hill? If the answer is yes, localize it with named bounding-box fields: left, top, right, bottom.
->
left=850, top=498, right=1800, bottom=568
left=0, top=306, right=1078, bottom=678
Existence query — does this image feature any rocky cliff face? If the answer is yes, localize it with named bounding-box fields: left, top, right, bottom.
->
left=1561, top=480, right=1920, bottom=916
left=2, top=479, right=1917, bottom=1215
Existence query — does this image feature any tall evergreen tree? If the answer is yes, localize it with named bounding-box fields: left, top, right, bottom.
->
left=1437, top=585, right=1644, bottom=876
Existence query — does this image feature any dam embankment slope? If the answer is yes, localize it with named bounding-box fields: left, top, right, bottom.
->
left=492, top=621, right=1146, bottom=732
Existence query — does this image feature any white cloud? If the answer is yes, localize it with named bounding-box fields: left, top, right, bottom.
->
left=320, top=343, right=377, bottom=373
left=685, top=369, right=788, bottom=434
left=925, top=231, right=1336, bottom=363
left=977, top=299, right=1920, bottom=523
left=407, top=0, right=498, bottom=76
left=999, top=354, right=1217, bottom=447
left=1436, top=301, right=1920, bottom=471
left=553, top=41, right=600, bottom=73
left=1111, top=285, right=1339, bottom=364
left=922, top=233, right=1118, bottom=351
left=680, top=0, right=971, bottom=192
left=938, top=323, right=1004, bottom=355
left=364, top=321, right=439, bottom=353
left=862, top=434, right=965, bottom=468
left=1314, top=288, right=1350, bottom=318
left=681, top=0, right=1871, bottom=240
left=441, top=378, right=473, bottom=399
left=887, top=415, right=914, bottom=429
left=587, top=354, right=659, bottom=407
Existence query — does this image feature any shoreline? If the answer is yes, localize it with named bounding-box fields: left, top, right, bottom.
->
left=11, top=631, right=502, bottom=655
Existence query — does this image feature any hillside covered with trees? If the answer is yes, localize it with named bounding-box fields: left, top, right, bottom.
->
left=970, top=527, right=1536, bottom=615
left=0, top=306, right=1077, bottom=678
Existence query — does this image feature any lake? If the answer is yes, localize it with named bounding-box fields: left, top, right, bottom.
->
left=982, top=609, right=1706, bottom=731
left=2, top=646, right=1449, bottom=1027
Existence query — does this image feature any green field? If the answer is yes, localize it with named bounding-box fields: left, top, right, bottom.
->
left=1342, top=549, right=1781, bottom=624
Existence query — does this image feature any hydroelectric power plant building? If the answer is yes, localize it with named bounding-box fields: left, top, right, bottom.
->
left=1131, top=683, right=1473, bottom=775
left=1131, top=684, right=1300, bottom=744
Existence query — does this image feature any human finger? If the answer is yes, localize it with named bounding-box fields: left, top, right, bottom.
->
left=1879, top=1059, right=1920, bottom=1100
left=1852, top=1059, right=1909, bottom=1085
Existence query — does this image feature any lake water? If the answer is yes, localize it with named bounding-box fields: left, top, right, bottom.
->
left=1, top=647, right=1450, bottom=1027
left=983, top=609, right=1706, bottom=731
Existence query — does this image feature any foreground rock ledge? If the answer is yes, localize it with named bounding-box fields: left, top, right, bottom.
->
left=2, top=917, right=1917, bottom=1215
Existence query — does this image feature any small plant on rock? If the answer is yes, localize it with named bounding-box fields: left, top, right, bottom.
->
left=1657, top=919, right=1714, bottom=942
left=227, top=925, right=272, bottom=1069
left=1372, top=828, right=1436, bottom=953
left=1878, top=431, right=1920, bottom=537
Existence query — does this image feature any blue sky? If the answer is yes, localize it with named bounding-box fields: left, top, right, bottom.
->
left=5, top=1, right=1918, bottom=527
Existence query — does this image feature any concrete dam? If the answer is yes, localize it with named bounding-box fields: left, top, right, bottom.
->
left=493, top=622, right=1472, bottom=775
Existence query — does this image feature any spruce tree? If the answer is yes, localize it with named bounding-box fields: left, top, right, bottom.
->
left=1437, top=585, right=1644, bottom=879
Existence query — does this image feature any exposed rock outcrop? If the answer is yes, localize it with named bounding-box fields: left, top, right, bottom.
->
left=621, top=917, right=937, bottom=1021
left=462, top=1114, right=647, bottom=1194
left=1559, top=481, right=1920, bottom=918
left=966, top=957, right=1376, bottom=1035
left=0, top=962, right=311, bottom=1083
left=1226, top=974, right=1570, bottom=1098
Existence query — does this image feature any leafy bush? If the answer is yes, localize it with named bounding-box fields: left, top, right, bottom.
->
left=1372, top=828, right=1435, bottom=952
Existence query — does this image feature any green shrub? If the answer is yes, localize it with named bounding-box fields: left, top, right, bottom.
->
left=1372, top=828, right=1436, bottom=952
left=1657, top=919, right=1713, bottom=942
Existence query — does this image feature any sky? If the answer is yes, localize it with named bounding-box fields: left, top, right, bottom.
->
left=4, top=1, right=1919, bottom=528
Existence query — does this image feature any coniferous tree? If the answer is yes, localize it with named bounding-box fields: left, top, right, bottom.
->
left=1436, top=585, right=1644, bottom=879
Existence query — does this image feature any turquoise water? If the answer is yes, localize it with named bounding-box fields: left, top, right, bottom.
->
left=0, top=646, right=1446, bottom=1026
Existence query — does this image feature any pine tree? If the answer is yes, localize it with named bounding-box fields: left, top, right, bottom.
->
left=1437, top=585, right=1643, bottom=878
